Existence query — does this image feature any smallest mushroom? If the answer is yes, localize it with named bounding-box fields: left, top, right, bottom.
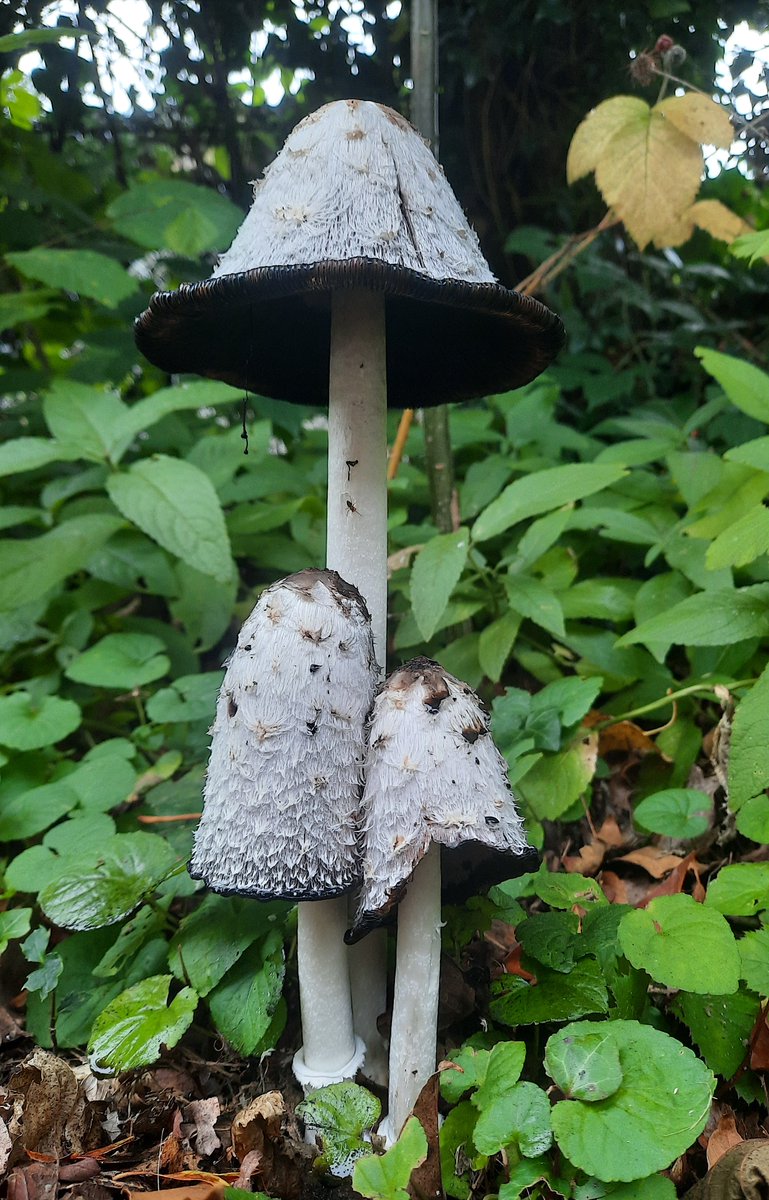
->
left=348, top=656, right=539, bottom=938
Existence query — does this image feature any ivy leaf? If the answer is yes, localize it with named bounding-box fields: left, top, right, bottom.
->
left=490, top=958, right=609, bottom=1026
left=65, top=633, right=170, bottom=689
left=297, top=1082, right=381, bottom=1177
left=6, top=249, right=139, bottom=308
left=549, top=1020, right=715, bottom=1181
left=410, top=528, right=469, bottom=640
left=705, top=864, right=769, bottom=917
left=473, top=464, right=626, bottom=542
left=39, top=832, right=179, bottom=930
left=633, top=788, right=712, bottom=839
left=0, top=692, right=81, bottom=750
left=88, top=975, right=198, bottom=1072
left=353, top=1117, right=428, bottom=1200
left=545, top=1026, right=623, bottom=1102
left=618, top=895, right=739, bottom=994
left=107, top=456, right=235, bottom=582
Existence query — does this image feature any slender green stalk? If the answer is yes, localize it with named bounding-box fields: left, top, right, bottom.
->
left=596, top=678, right=756, bottom=729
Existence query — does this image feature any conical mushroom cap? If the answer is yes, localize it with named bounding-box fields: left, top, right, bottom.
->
left=190, top=568, right=378, bottom=901
left=135, top=99, right=563, bottom=407
left=348, top=657, right=538, bottom=940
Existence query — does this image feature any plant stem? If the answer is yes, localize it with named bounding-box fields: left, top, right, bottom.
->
left=596, top=678, right=756, bottom=729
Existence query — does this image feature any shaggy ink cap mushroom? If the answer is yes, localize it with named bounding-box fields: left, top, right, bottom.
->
left=189, top=568, right=378, bottom=901
left=347, top=656, right=539, bottom=942
left=135, top=99, right=564, bottom=407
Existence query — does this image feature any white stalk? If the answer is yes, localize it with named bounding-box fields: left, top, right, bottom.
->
left=382, top=843, right=442, bottom=1143
left=295, top=288, right=388, bottom=1086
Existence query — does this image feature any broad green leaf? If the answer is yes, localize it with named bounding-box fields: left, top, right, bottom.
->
left=0, top=437, right=81, bottom=478
left=473, top=464, right=626, bottom=542
left=117, top=380, right=243, bottom=444
left=705, top=863, right=769, bottom=917
left=490, top=958, right=609, bottom=1026
left=0, top=27, right=89, bottom=51
left=0, top=693, right=81, bottom=751
left=706, top=504, right=769, bottom=569
left=352, top=1117, right=428, bottom=1200
left=168, top=894, right=269, bottom=996
left=737, top=796, right=769, bottom=844
left=670, top=990, right=761, bottom=1079
left=534, top=676, right=603, bottom=728
left=618, top=585, right=769, bottom=648
left=739, top=927, right=769, bottom=995
left=65, top=633, right=170, bottom=689
left=0, top=514, right=123, bottom=611
left=62, top=755, right=137, bottom=814
left=478, top=610, right=521, bottom=682
left=207, top=931, right=285, bottom=1055
left=545, top=1026, right=623, bottom=1102
left=550, top=1020, right=715, bottom=1181
left=107, top=179, right=242, bottom=254
left=505, top=574, right=565, bottom=637
left=473, top=1081, right=552, bottom=1158
left=618, top=895, right=739, bottom=994
left=440, top=1046, right=491, bottom=1103
left=517, top=911, right=581, bottom=973
left=572, top=1176, right=676, bottom=1200
left=297, top=1083, right=381, bottom=1177
left=728, top=667, right=769, bottom=810
left=561, top=578, right=637, bottom=622
left=107, top=457, right=234, bottom=582
left=439, top=1102, right=478, bottom=1200
left=0, top=908, right=33, bottom=955
left=88, top=975, right=198, bottom=1072
left=471, top=1041, right=525, bottom=1110
left=6, top=249, right=138, bottom=308
left=695, top=347, right=769, bottom=423
left=519, top=737, right=597, bottom=821
left=724, top=436, right=769, bottom=472
left=146, top=671, right=222, bottom=724
left=170, top=564, right=238, bottom=651
left=92, top=904, right=166, bottom=978
left=410, top=528, right=469, bottom=640
left=731, top=228, right=769, bottom=266
left=42, top=380, right=128, bottom=462
left=633, top=788, right=712, bottom=839
left=533, top=871, right=606, bottom=909
left=0, top=779, right=79, bottom=840
left=39, top=832, right=179, bottom=930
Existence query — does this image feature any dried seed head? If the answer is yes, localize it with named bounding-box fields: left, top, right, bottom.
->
left=189, top=568, right=378, bottom=900
left=348, top=657, right=537, bottom=939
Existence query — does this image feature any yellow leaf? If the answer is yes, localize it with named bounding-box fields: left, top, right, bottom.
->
left=688, top=199, right=749, bottom=243
left=566, top=96, right=650, bottom=184
left=656, top=92, right=733, bottom=149
left=595, top=106, right=702, bottom=250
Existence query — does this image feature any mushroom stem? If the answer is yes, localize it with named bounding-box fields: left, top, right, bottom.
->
left=383, top=843, right=442, bottom=1142
left=294, top=288, right=388, bottom=1085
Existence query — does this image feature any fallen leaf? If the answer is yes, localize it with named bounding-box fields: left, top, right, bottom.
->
left=184, top=1098, right=221, bottom=1158
left=58, top=1157, right=102, bottom=1182
left=0, top=1118, right=12, bottom=1174
left=235, top=1147, right=264, bottom=1190
left=682, top=1139, right=769, bottom=1200
left=598, top=721, right=661, bottom=756
left=231, top=1091, right=284, bottom=1162
left=599, top=871, right=630, bottom=905
left=563, top=816, right=626, bottom=876
left=407, top=1074, right=444, bottom=1200
left=126, top=1183, right=227, bottom=1200
left=6, top=1161, right=58, bottom=1200
left=616, top=847, right=686, bottom=879
left=641, top=853, right=706, bottom=904
left=750, top=1009, right=769, bottom=1072
left=707, top=1115, right=744, bottom=1169
left=9, top=1049, right=86, bottom=1164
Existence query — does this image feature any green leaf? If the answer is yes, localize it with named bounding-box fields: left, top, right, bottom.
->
left=440, top=1046, right=492, bottom=1103
left=724, top=437, right=769, bottom=472
left=0, top=693, right=81, bottom=751
left=207, top=931, right=285, bottom=1055
left=170, top=564, right=238, bottom=651
left=618, top=895, right=739, bottom=993
left=519, top=738, right=597, bottom=821
left=42, top=380, right=128, bottom=462
left=0, top=27, right=89, bottom=51
left=728, top=667, right=769, bottom=811
left=473, top=464, right=626, bottom=542
left=39, top=832, right=179, bottom=930
left=474, top=1081, right=552, bottom=1158
left=410, top=529, right=469, bottom=640
left=533, top=871, right=607, bottom=909
left=550, top=1019, right=714, bottom=1182
left=0, top=779, right=79, bottom=840
left=517, top=911, right=581, bottom=973
left=168, top=894, right=271, bottom=996
left=0, top=907, right=33, bottom=954
left=25, top=955, right=63, bottom=1000
left=63, top=754, right=137, bottom=814
left=731, top=228, right=769, bottom=266
left=107, top=457, right=234, bottom=582
left=117, top=381, right=243, bottom=443
left=352, top=1117, right=428, bottom=1200
left=0, top=437, right=81, bottom=478
left=705, top=863, right=769, bottom=917
left=633, top=788, right=712, bottom=839
left=297, top=1082, right=381, bottom=1177
left=88, top=975, right=198, bottom=1072
left=65, top=633, right=170, bottom=689
left=739, top=927, right=769, bottom=994
left=545, top=1026, right=623, bottom=1101
left=736, top=796, right=769, bottom=844
left=706, top=504, right=769, bottom=569
left=618, top=585, right=769, bottom=648
left=490, top=957, right=609, bottom=1025
left=107, top=180, right=243, bottom=254
left=695, top=347, right=769, bottom=423
left=478, top=610, right=521, bottom=682
left=6, top=249, right=138, bottom=308
left=0, top=514, right=123, bottom=611
left=146, top=672, right=222, bottom=723
left=439, top=1102, right=478, bottom=1200
left=505, top=574, right=565, bottom=637
left=670, top=990, right=761, bottom=1079
left=471, top=1041, right=525, bottom=1108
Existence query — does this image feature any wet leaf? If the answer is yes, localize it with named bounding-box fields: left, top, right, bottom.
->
left=88, top=975, right=198, bottom=1072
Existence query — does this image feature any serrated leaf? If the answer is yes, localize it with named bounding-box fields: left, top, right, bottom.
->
left=687, top=199, right=747, bottom=244
left=490, top=957, right=609, bottom=1026
left=545, top=1026, right=623, bottom=1102
left=39, top=832, right=179, bottom=930
left=0, top=514, right=123, bottom=611
left=533, top=871, right=607, bottom=909
left=549, top=1020, right=715, bottom=1182
left=705, top=863, right=769, bottom=917
left=0, top=437, right=81, bottom=478
left=517, top=911, right=581, bottom=973
left=168, top=894, right=271, bottom=996
left=728, top=667, right=769, bottom=810
left=107, top=179, right=242, bottom=254
left=706, top=504, right=769, bottom=569
left=656, top=93, right=733, bottom=149
left=567, top=97, right=650, bottom=184
left=633, top=788, right=712, bottom=839
left=65, top=633, right=170, bottom=689
left=731, top=228, right=769, bottom=266
left=619, top=585, right=769, bottom=648
left=410, top=528, right=469, bottom=640
left=353, top=1117, right=428, bottom=1200
left=88, top=975, right=198, bottom=1072
left=6, top=249, right=138, bottom=307
left=478, top=610, right=521, bottom=683
left=505, top=574, right=565, bottom=637
left=0, top=693, right=81, bottom=751
left=670, top=990, right=760, bottom=1079
left=297, top=1082, right=381, bottom=1177
left=107, top=456, right=234, bottom=582
left=695, top=347, right=769, bottom=423
left=618, top=894, right=739, bottom=994
left=117, top=380, right=242, bottom=444
left=42, top=380, right=129, bottom=462
left=207, top=931, right=285, bottom=1055
left=440, top=1046, right=491, bottom=1103
left=738, top=927, right=769, bottom=995
left=474, top=1081, right=552, bottom=1158
left=474, top=465, right=626, bottom=542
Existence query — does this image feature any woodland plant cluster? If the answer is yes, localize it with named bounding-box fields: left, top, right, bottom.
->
left=1, top=4, right=769, bottom=1199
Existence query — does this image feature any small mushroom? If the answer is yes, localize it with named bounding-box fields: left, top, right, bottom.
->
left=190, top=568, right=377, bottom=1082
left=347, top=657, right=538, bottom=1140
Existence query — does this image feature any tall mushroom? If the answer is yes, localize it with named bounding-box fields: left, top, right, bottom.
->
left=135, top=98, right=563, bottom=1089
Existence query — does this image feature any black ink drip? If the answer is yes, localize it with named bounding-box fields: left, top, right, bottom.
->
left=241, top=394, right=249, bottom=455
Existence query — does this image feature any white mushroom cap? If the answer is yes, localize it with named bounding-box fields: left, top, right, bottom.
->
left=348, top=658, right=538, bottom=940
left=189, top=569, right=378, bottom=900
left=135, top=100, right=563, bottom=407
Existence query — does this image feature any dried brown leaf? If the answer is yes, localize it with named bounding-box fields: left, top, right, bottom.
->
left=707, top=1116, right=744, bottom=1169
